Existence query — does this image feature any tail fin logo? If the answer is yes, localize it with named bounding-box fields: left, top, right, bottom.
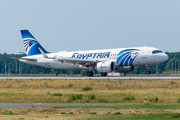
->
left=23, top=39, right=37, bottom=52
left=21, top=30, right=49, bottom=56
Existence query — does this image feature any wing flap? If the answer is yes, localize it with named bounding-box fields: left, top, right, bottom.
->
left=57, top=58, right=98, bottom=64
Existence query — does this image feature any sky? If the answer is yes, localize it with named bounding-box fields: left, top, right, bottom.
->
left=0, top=0, right=180, bottom=54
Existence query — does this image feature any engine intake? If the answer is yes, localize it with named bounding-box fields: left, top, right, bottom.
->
left=96, top=61, right=114, bottom=73
left=115, top=66, right=134, bottom=72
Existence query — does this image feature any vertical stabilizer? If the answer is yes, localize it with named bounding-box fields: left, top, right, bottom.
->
left=21, top=30, right=49, bottom=56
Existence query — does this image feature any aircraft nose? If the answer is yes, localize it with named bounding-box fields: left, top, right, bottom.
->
left=162, top=53, right=169, bottom=62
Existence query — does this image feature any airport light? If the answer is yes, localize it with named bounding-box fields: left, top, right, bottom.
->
left=175, top=62, right=176, bottom=75
left=4, top=61, right=6, bottom=76
left=145, top=97, right=147, bottom=104
left=16, top=63, right=17, bottom=76
left=156, top=64, right=158, bottom=76
left=19, top=63, right=20, bottom=76
left=8, top=63, right=10, bottom=76
left=42, top=67, right=43, bottom=75
left=21, top=63, right=22, bottom=76
left=171, top=63, right=173, bottom=76
left=178, top=62, right=179, bottom=76
left=51, top=69, right=54, bottom=76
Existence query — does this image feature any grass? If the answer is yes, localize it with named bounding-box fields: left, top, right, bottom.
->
left=53, top=105, right=180, bottom=109
left=98, top=98, right=108, bottom=103
left=88, top=94, right=96, bottom=100
left=60, top=112, right=65, bottom=114
left=3, top=110, right=14, bottom=115
left=89, top=112, right=97, bottom=115
left=87, top=113, right=180, bottom=120
left=52, top=93, right=62, bottom=96
left=69, top=112, right=73, bottom=114
left=0, top=78, right=180, bottom=119
left=81, top=87, right=93, bottom=91
left=68, top=94, right=83, bottom=102
left=1, top=113, right=180, bottom=120
left=0, top=106, right=180, bottom=120
left=0, top=79, right=180, bottom=103
left=114, top=112, right=121, bottom=115
left=69, top=83, right=73, bottom=87
left=122, top=95, right=135, bottom=101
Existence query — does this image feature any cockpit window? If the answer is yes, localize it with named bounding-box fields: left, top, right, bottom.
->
left=152, top=50, right=163, bottom=54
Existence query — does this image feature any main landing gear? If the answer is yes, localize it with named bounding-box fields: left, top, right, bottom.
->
left=101, top=73, right=107, bottom=76
left=146, top=71, right=151, bottom=74
left=87, top=71, right=94, bottom=76
left=145, top=65, right=151, bottom=74
left=87, top=71, right=108, bottom=77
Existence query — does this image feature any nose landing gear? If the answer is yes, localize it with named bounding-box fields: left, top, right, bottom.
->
left=145, top=65, right=151, bottom=74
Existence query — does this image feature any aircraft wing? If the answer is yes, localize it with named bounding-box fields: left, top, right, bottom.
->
left=11, top=57, right=37, bottom=62
left=57, top=58, right=97, bottom=63
left=38, top=47, right=103, bottom=67
left=55, top=57, right=104, bottom=67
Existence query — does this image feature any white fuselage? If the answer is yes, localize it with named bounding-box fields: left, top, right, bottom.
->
left=20, top=46, right=168, bottom=70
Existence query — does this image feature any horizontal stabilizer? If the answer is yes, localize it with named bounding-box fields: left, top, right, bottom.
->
left=11, top=57, right=37, bottom=62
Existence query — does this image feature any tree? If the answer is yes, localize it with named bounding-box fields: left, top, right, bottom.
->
left=158, top=69, right=162, bottom=74
left=10, top=69, right=15, bottom=74
left=81, top=69, right=87, bottom=76
left=134, top=66, right=140, bottom=75
left=55, top=71, right=59, bottom=76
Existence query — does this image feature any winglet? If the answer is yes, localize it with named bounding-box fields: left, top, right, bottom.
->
left=38, top=47, right=48, bottom=58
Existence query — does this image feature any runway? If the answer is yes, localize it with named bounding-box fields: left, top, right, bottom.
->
left=1, top=103, right=180, bottom=108
left=0, top=103, right=141, bottom=108
left=0, top=76, right=180, bottom=80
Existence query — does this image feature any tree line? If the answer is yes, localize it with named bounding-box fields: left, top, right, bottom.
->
left=0, top=52, right=179, bottom=75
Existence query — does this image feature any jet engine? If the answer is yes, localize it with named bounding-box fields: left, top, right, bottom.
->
left=115, top=66, right=135, bottom=72
left=96, top=61, right=114, bottom=73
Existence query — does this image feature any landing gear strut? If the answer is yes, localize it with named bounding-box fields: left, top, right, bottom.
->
left=145, top=65, right=151, bottom=74
left=87, top=71, right=94, bottom=76
left=101, top=73, right=107, bottom=76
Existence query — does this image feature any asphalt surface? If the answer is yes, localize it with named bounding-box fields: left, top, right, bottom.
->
left=1, top=103, right=180, bottom=108
left=0, top=76, right=180, bottom=80
left=0, top=103, right=140, bottom=108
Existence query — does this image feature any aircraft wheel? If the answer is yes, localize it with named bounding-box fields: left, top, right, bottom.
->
left=87, top=71, right=94, bottom=76
left=101, top=73, right=107, bottom=76
left=146, top=71, right=151, bottom=74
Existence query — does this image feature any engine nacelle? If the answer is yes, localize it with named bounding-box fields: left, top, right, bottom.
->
left=115, top=66, right=135, bottom=72
left=96, top=61, right=114, bottom=73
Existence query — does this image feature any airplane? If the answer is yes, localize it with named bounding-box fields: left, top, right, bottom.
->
left=12, top=29, right=169, bottom=76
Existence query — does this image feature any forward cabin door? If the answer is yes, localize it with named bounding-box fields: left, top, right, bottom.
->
left=142, top=47, right=147, bottom=64
left=142, top=48, right=147, bottom=58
